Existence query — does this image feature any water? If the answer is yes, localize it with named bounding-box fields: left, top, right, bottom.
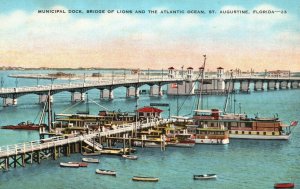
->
left=0, top=70, right=300, bottom=189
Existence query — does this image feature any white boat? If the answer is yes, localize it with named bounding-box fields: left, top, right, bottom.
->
left=133, top=141, right=161, bottom=148
left=60, top=162, right=80, bottom=168
left=95, top=169, right=116, bottom=176
left=82, top=157, right=100, bottom=163
left=193, top=174, right=217, bottom=180
left=122, top=154, right=138, bottom=160
left=132, top=176, right=159, bottom=182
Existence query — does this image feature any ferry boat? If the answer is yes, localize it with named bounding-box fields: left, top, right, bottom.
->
left=1, top=121, right=43, bottom=131
left=190, top=109, right=297, bottom=140
left=186, top=110, right=230, bottom=144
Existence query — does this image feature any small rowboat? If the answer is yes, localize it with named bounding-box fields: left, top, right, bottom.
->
left=82, top=158, right=100, bottom=163
left=274, top=183, right=295, bottom=188
left=68, top=162, right=88, bottom=167
left=193, top=174, right=217, bottom=180
left=132, top=176, right=159, bottom=182
left=95, top=169, right=116, bottom=176
left=60, top=162, right=79, bottom=168
left=122, top=154, right=138, bottom=160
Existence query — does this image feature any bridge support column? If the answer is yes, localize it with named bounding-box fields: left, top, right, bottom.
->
left=39, top=94, right=48, bottom=103
left=267, top=81, right=276, bottom=90
left=3, top=98, right=14, bottom=107
left=149, top=86, right=154, bottom=96
left=254, top=80, right=264, bottom=91
left=109, top=89, right=114, bottom=100
left=239, top=80, right=249, bottom=93
left=80, top=92, right=85, bottom=101
left=291, top=81, right=299, bottom=89
left=12, top=98, right=18, bottom=105
left=126, top=87, right=130, bottom=97
left=71, top=92, right=82, bottom=102
left=158, top=85, right=163, bottom=96
left=135, top=87, right=139, bottom=98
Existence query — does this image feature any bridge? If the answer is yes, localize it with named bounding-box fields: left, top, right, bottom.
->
left=1, top=72, right=300, bottom=106
left=0, top=118, right=170, bottom=171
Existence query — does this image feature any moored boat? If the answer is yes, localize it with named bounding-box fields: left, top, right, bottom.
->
left=81, top=151, right=101, bottom=156
left=193, top=174, right=217, bottom=180
left=274, top=183, right=295, bottom=188
left=60, top=162, right=80, bottom=168
left=122, top=154, right=138, bottom=160
left=95, top=169, right=116, bottom=176
left=132, top=176, right=159, bottom=182
left=82, top=158, right=99, bottom=163
left=68, top=162, right=88, bottom=167
left=167, top=138, right=195, bottom=147
left=1, top=121, right=42, bottom=131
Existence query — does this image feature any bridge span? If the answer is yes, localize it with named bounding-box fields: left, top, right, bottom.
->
left=0, top=74, right=300, bottom=106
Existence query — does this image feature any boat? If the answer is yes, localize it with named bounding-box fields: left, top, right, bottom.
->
left=95, top=169, right=116, bottom=176
left=122, top=154, right=138, bottom=160
left=133, top=141, right=162, bottom=148
left=82, top=158, right=99, bottom=163
left=132, top=176, right=159, bottom=182
left=167, top=138, right=195, bottom=147
left=81, top=151, right=101, bottom=156
left=193, top=174, right=217, bottom=180
left=68, top=162, right=88, bottom=167
left=60, top=162, right=80, bottom=168
left=170, top=56, right=230, bottom=145
left=274, top=183, right=295, bottom=188
left=192, top=109, right=298, bottom=140
left=187, top=64, right=298, bottom=141
left=1, top=121, right=42, bottom=131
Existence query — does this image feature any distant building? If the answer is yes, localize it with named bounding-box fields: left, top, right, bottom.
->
left=267, top=70, right=290, bottom=77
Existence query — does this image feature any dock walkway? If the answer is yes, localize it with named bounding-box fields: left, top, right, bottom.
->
left=0, top=118, right=170, bottom=158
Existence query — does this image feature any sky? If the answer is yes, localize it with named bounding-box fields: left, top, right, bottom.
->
left=0, top=0, right=299, bottom=71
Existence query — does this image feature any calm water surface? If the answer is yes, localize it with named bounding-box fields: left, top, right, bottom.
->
left=0, top=70, right=299, bottom=189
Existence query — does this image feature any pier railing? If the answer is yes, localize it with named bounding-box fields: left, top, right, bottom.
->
left=0, top=118, right=170, bottom=158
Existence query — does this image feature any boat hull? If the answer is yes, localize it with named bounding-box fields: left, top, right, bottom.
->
left=229, top=134, right=290, bottom=140
left=195, top=138, right=229, bottom=145
left=95, top=169, right=116, bottom=176
left=167, top=143, right=195, bottom=148
left=122, top=155, right=138, bottom=160
left=60, top=162, right=80, bottom=168
left=132, top=176, right=159, bottom=182
left=194, top=174, right=217, bottom=180
left=82, top=158, right=99, bottom=163
left=274, top=183, right=295, bottom=188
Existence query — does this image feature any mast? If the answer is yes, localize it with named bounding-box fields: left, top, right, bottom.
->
left=223, top=71, right=233, bottom=114
left=196, top=55, right=207, bottom=111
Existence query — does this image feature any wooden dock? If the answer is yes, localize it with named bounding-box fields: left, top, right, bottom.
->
left=0, top=118, right=170, bottom=171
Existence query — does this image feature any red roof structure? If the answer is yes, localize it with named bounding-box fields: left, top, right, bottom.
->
left=187, top=67, right=193, bottom=69
left=137, top=107, right=163, bottom=113
left=168, top=67, right=175, bottom=70
left=217, top=67, right=224, bottom=69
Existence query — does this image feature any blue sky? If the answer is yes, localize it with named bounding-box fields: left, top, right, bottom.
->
left=0, top=0, right=299, bottom=71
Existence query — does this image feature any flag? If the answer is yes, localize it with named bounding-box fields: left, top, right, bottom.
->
left=290, top=121, right=298, bottom=126
left=171, top=83, right=178, bottom=88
